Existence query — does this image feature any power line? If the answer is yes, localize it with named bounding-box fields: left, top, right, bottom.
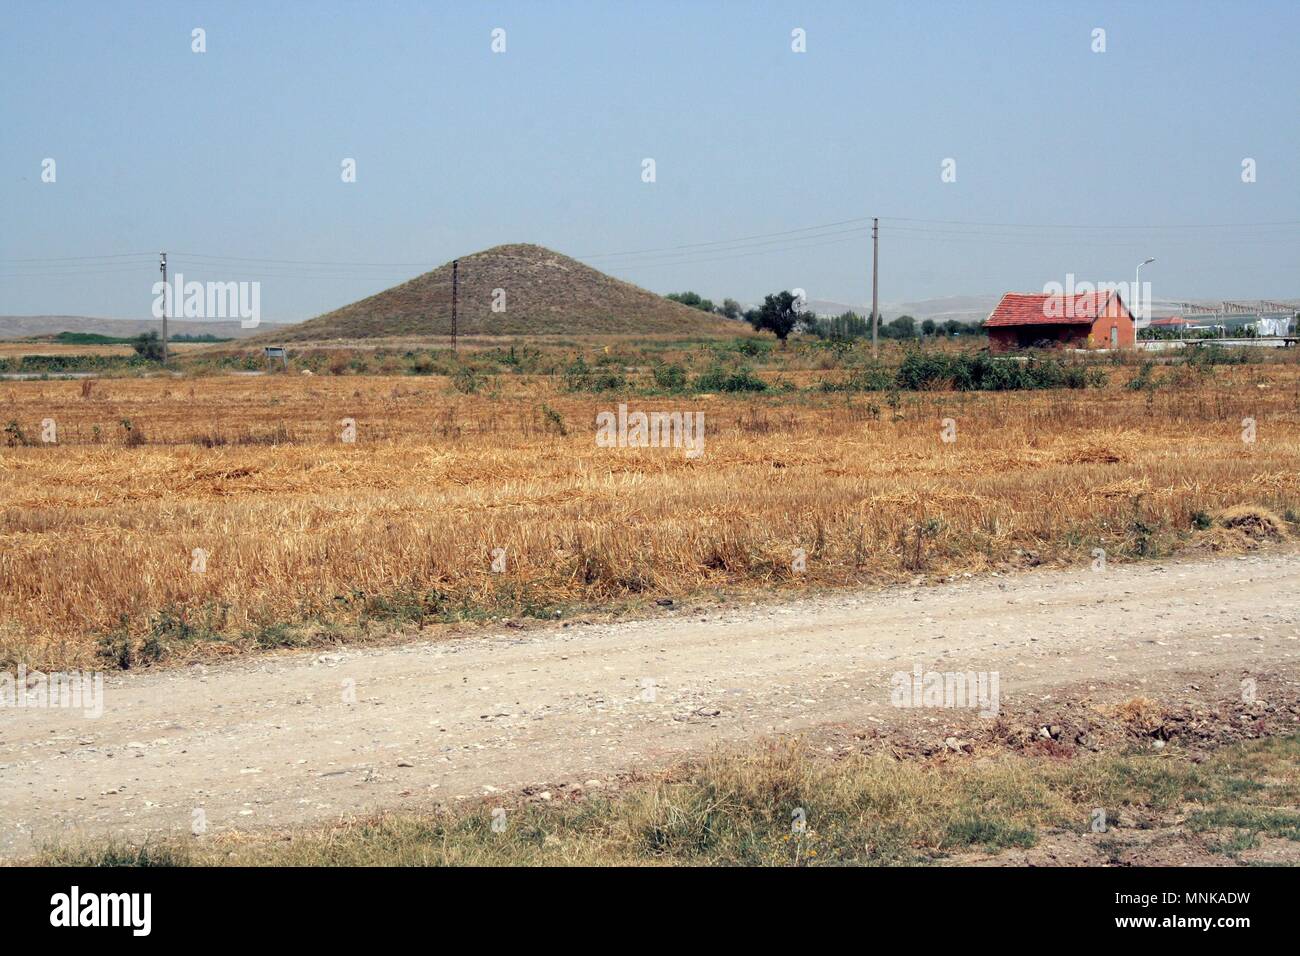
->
left=0, top=265, right=163, bottom=278
left=571, top=216, right=878, bottom=259
left=169, top=251, right=431, bottom=268
left=588, top=231, right=880, bottom=270
left=0, top=252, right=155, bottom=264
left=883, top=228, right=1299, bottom=249
left=2, top=214, right=1295, bottom=275
left=879, top=215, right=1300, bottom=230
left=26, top=229, right=879, bottom=277
left=573, top=226, right=875, bottom=267
left=166, top=225, right=878, bottom=270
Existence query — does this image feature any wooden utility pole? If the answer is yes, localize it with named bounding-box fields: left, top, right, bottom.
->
left=451, top=258, right=459, bottom=353
left=159, top=251, right=169, bottom=365
left=871, top=218, right=879, bottom=358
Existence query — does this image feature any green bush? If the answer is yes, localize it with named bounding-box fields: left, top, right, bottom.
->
left=1186, top=345, right=1249, bottom=368
left=895, top=351, right=1105, bottom=392
left=0, top=354, right=152, bottom=374
left=131, top=330, right=165, bottom=362
left=733, top=338, right=772, bottom=358
left=1126, top=360, right=1159, bottom=391
left=651, top=362, right=688, bottom=393
left=563, top=356, right=626, bottom=392
left=451, top=365, right=484, bottom=394
left=693, top=364, right=767, bottom=392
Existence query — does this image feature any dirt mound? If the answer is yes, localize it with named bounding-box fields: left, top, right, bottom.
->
left=255, top=243, right=734, bottom=342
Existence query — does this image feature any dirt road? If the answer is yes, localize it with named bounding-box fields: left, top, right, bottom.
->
left=3, top=550, right=1299, bottom=858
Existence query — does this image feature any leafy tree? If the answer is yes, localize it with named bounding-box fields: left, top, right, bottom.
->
left=920, top=319, right=937, bottom=337
left=807, top=311, right=870, bottom=341
left=720, top=298, right=743, bottom=320
left=667, top=291, right=716, bottom=313
left=884, top=315, right=917, bottom=339
left=745, top=291, right=810, bottom=344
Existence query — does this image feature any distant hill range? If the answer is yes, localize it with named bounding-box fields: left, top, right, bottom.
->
left=254, top=243, right=734, bottom=342
left=0, top=315, right=270, bottom=341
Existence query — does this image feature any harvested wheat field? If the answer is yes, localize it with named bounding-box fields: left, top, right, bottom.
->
left=0, top=341, right=211, bottom=360
left=2, top=360, right=1299, bottom=671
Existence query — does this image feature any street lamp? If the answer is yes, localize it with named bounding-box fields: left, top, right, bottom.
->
left=1135, top=257, right=1155, bottom=339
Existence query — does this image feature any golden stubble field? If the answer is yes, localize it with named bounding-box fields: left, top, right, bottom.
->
left=3, top=364, right=1299, bottom=670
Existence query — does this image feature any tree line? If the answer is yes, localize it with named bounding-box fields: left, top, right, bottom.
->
left=667, top=289, right=981, bottom=342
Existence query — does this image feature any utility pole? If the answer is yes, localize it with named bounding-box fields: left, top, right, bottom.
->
left=871, top=218, right=879, bottom=359
left=451, top=258, right=459, bottom=353
left=158, top=251, right=169, bottom=365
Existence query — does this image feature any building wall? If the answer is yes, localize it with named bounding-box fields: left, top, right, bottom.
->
left=987, top=325, right=1090, bottom=353
left=987, top=328, right=1015, bottom=353
left=1088, top=297, right=1136, bottom=349
left=988, top=328, right=1013, bottom=352
left=988, top=301, right=1137, bottom=352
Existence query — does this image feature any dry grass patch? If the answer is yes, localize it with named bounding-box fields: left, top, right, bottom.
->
left=2, top=364, right=1299, bottom=670
left=1215, top=504, right=1289, bottom=540
left=29, top=733, right=1300, bottom=868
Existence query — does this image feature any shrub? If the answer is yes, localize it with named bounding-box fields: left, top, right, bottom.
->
left=131, top=331, right=165, bottom=362
left=651, top=362, right=688, bottom=393
left=897, top=351, right=958, bottom=390
left=4, top=420, right=31, bottom=447
left=451, top=365, right=484, bottom=394
left=563, top=356, right=626, bottom=392
left=693, top=364, right=767, bottom=393
left=119, top=418, right=146, bottom=447
left=1126, top=361, right=1160, bottom=391
left=1187, top=345, right=1248, bottom=368
left=895, top=351, right=1104, bottom=392
left=540, top=404, right=567, bottom=436
left=734, top=338, right=771, bottom=358
left=497, top=344, right=543, bottom=373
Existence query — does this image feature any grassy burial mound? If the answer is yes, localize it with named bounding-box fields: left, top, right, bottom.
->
left=259, top=243, right=734, bottom=341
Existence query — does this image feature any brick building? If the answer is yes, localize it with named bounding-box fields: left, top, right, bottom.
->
left=984, top=290, right=1136, bottom=353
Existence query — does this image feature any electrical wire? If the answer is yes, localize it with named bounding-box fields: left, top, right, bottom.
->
left=2, top=215, right=1294, bottom=277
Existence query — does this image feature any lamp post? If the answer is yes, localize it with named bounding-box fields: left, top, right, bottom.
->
left=159, top=251, right=169, bottom=366
left=1135, top=257, right=1155, bottom=342
left=1135, top=257, right=1155, bottom=312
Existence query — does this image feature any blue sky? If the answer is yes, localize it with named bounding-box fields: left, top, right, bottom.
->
left=3, top=0, right=1297, bottom=322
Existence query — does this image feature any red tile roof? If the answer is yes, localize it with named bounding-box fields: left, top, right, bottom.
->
left=984, top=291, right=1122, bottom=327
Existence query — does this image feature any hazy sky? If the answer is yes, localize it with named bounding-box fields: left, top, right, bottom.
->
left=3, top=0, right=1297, bottom=322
